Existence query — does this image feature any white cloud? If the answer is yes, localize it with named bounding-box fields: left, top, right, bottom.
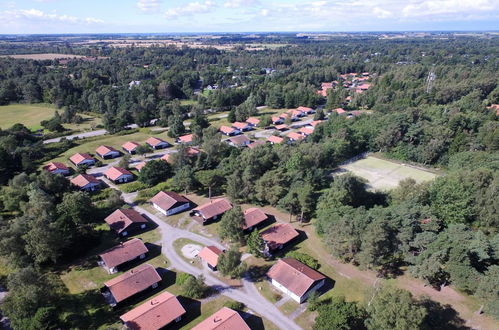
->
left=164, top=1, right=216, bottom=19
left=260, top=8, right=269, bottom=16
left=137, top=0, right=161, bottom=13
left=402, top=0, right=497, bottom=17
left=224, top=0, right=260, bottom=8
left=373, top=7, right=393, bottom=19
left=1, top=8, right=103, bottom=24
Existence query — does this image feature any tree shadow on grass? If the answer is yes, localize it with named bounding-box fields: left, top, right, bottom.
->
left=245, top=264, right=272, bottom=283
left=421, top=299, right=471, bottom=330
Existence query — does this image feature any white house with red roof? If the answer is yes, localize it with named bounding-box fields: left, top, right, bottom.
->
left=69, top=153, right=95, bottom=167
left=95, top=145, right=120, bottom=159
left=104, top=166, right=134, bottom=183
left=198, top=246, right=223, bottom=271
left=146, top=136, right=170, bottom=150
left=150, top=191, right=191, bottom=216
left=43, top=162, right=70, bottom=176
left=122, top=141, right=140, bottom=154
left=232, top=121, right=251, bottom=131
left=219, top=125, right=240, bottom=136
left=70, top=174, right=101, bottom=191
left=176, top=134, right=193, bottom=144
left=246, top=117, right=260, bottom=126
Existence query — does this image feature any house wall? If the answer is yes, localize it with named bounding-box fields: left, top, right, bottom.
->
left=115, top=174, right=133, bottom=183
left=153, top=202, right=190, bottom=216
left=270, top=279, right=301, bottom=303
left=301, top=279, right=325, bottom=302
left=101, top=151, right=120, bottom=159
left=78, top=159, right=95, bottom=166
left=81, top=182, right=100, bottom=191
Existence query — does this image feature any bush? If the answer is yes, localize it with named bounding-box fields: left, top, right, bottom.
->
left=120, top=181, right=149, bottom=193
left=224, top=301, right=245, bottom=311
left=115, top=128, right=139, bottom=136
left=175, top=272, right=193, bottom=286
left=135, top=179, right=175, bottom=203
left=285, top=251, right=320, bottom=269
left=181, top=275, right=208, bottom=299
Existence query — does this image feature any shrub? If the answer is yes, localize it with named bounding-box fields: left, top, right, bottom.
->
left=175, top=272, right=193, bottom=286
left=224, top=301, right=245, bottom=311
left=285, top=251, right=320, bottom=269
left=135, top=179, right=175, bottom=203
left=120, top=181, right=148, bottom=193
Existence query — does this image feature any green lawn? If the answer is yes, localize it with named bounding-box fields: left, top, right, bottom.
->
left=0, top=103, right=57, bottom=130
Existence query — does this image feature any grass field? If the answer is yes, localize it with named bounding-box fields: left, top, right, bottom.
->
left=0, top=53, right=86, bottom=60
left=0, top=103, right=56, bottom=130
left=339, top=155, right=439, bottom=191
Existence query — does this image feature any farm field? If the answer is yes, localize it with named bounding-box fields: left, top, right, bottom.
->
left=339, top=155, right=439, bottom=190
left=0, top=103, right=56, bottom=130
left=0, top=53, right=86, bottom=60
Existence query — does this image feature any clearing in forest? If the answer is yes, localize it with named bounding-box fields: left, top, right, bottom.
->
left=0, top=103, right=56, bottom=130
left=339, top=155, right=439, bottom=191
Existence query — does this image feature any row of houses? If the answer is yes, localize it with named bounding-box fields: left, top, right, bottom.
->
left=317, top=72, right=373, bottom=98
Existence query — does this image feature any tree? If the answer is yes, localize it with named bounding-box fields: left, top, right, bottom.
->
left=181, top=274, right=208, bottom=299
left=118, top=153, right=131, bottom=169
left=218, top=205, right=245, bottom=243
left=247, top=230, right=265, bottom=258
left=365, top=286, right=427, bottom=330
left=138, top=160, right=172, bottom=186
left=172, top=165, right=196, bottom=194
left=258, top=115, right=272, bottom=128
left=314, top=108, right=325, bottom=120
left=195, top=169, right=223, bottom=199
left=135, top=144, right=152, bottom=155
left=227, top=109, right=236, bottom=123
left=476, top=265, right=499, bottom=318
left=218, top=246, right=245, bottom=278
left=314, top=296, right=366, bottom=330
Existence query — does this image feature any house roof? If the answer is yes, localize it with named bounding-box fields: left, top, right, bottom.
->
left=299, top=127, right=314, bottom=136
left=246, top=117, right=260, bottom=125
left=297, top=106, right=313, bottom=112
left=267, top=258, right=325, bottom=298
left=198, top=246, right=223, bottom=268
left=177, top=134, right=193, bottom=143
left=69, top=153, right=94, bottom=165
left=228, top=135, right=250, bottom=146
left=267, top=135, right=284, bottom=144
left=334, top=108, right=346, bottom=114
left=186, top=147, right=201, bottom=156
left=150, top=191, right=190, bottom=212
left=275, top=124, right=288, bottom=131
left=310, top=120, right=323, bottom=127
left=191, top=307, right=250, bottom=330
left=70, top=174, right=100, bottom=188
left=287, top=109, right=303, bottom=117
left=220, top=126, right=237, bottom=134
left=105, top=166, right=133, bottom=181
left=243, top=208, right=268, bottom=229
left=357, top=83, right=371, bottom=90
left=120, top=291, right=185, bottom=330
left=43, top=162, right=69, bottom=172
left=104, top=208, right=148, bottom=234
left=96, top=145, right=118, bottom=156
left=99, top=238, right=148, bottom=268
left=193, top=198, right=232, bottom=220
left=260, top=223, right=299, bottom=249
left=104, top=264, right=161, bottom=303
left=287, top=132, right=305, bottom=141
left=271, top=116, right=283, bottom=123
left=161, top=153, right=172, bottom=163
left=122, top=141, right=140, bottom=152
left=247, top=140, right=265, bottom=149
left=134, top=161, right=147, bottom=171
left=232, top=122, right=249, bottom=130
left=146, top=136, right=168, bottom=147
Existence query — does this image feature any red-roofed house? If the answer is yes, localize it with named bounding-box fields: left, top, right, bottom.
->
left=70, top=174, right=101, bottom=191
left=150, top=191, right=191, bottom=216
left=243, top=208, right=268, bottom=231
left=219, top=125, right=240, bottom=136
left=232, top=122, right=251, bottom=131
left=191, top=307, right=250, bottom=330
left=134, top=161, right=147, bottom=172
left=198, top=246, right=223, bottom=270
left=297, top=106, right=314, bottom=114
left=286, top=110, right=303, bottom=121
left=43, top=162, right=70, bottom=176
left=120, top=291, right=186, bottom=329
left=227, top=135, right=251, bottom=147
left=98, top=238, right=148, bottom=274
left=260, top=223, right=299, bottom=253
left=247, top=140, right=265, bottom=149
left=334, top=108, right=346, bottom=115
left=122, top=141, right=140, bottom=154
left=191, top=198, right=232, bottom=224
left=146, top=137, right=170, bottom=150
left=96, top=145, right=120, bottom=159
left=267, top=258, right=326, bottom=303
left=275, top=124, right=288, bottom=131
left=287, top=132, right=305, bottom=142
left=267, top=135, right=284, bottom=144
left=246, top=117, right=260, bottom=126
left=104, top=166, right=134, bottom=183
left=271, top=116, right=284, bottom=125
left=102, top=264, right=161, bottom=306
left=105, top=208, right=149, bottom=237
left=310, top=120, right=323, bottom=127
left=69, top=153, right=95, bottom=167
left=299, top=127, right=314, bottom=136
left=176, top=134, right=194, bottom=144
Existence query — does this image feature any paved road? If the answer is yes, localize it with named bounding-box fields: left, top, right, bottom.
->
left=43, top=129, right=109, bottom=144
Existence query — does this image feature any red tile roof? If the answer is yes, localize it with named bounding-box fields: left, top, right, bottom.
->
left=96, top=145, right=118, bottom=156
left=228, top=135, right=250, bottom=146
left=70, top=174, right=100, bottom=188
left=267, top=135, right=284, bottom=144
left=122, top=141, right=140, bottom=152
left=299, top=127, right=314, bottom=136
left=267, top=258, right=325, bottom=298
left=219, top=126, right=237, bottom=135
left=271, top=115, right=282, bottom=123
left=192, top=307, right=250, bottom=330
left=69, top=153, right=94, bottom=165
left=120, top=291, right=185, bottom=330
left=193, top=198, right=232, bottom=220
left=243, top=208, right=268, bottom=230
left=260, top=223, right=299, bottom=249
left=334, top=108, right=346, bottom=114
left=146, top=136, right=168, bottom=147
left=105, top=166, right=133, bottom=181
left=161, top=153, right=172, bottom=163
left=287, top=132, right=305, bottom=141
left=150, top=191, right=189, bottom=212
left=310, top=120, right=323, bottom=127
left=104, top=264, right=161, bottom=303
left=275, top=124, right=288, bottom=131
left=178, top=134, right=193, bottom=143
left=198, top=246, right=223, bottom=268
left=99, top=238, right=148, bottom=268
left=134, top=161, right=147, bottom=172
left=186, top=147, right=201, bottom=156
left=43, top=162, right=69, bottom=173
left=246, top=117, right=260, bottom=125
left=297, top=106, right=313, bottom=112
left=232, top=122, right=249, bottom=130
left=247, top=140, right=265, bottom=149
left=105, top=208, right=148, bottom=234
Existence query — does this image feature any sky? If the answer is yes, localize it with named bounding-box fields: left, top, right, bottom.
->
left=0, top=0, right=498, bottom=34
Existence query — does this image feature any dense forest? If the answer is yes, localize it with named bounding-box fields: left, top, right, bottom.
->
left=0, top=34, right=497, bottom=328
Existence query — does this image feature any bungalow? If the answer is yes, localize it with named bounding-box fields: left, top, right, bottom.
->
left=275, top=124, right=288, bottom=131
left=150, top=191, right=191, bottom=216
left=146, top=137, right=170, bottom=150
left=219, top=125, right=240, bottom=136
left=243, top=208, right=268, bottom=231
left=246, top=117, right=260, bottom=126
left=334, top=108, right=347, bottom=115
left=69, top=153, right=95, bottom=167
left=191, top=198, right=232, bottom=224
left=232, top=121, right=252, bottom=131
left=134, top=161, right=147, bottom=172
left=96, top=145, right=120, bottom=159
left=260, top=223, right=299, bottom=253
left=98, top=238, right=148, bottom=274
left=287, top=132, right=305, bottom=142
left=104, top=166, right=134, bottom=183
left=198, top=246, right=223, bottom=271
left=297, top=106, right=314, bottom=114
left=310, top=120, right=323, bottom=127
left=227, top=135, right=251, bottom=147
left=102, top=264, right=161, bottom=307
left=285, top=110, right=302, bottom=121
left=186, top=147, right=201, bottom=157
left=192, top=307, right=250, bottom=330
left=120, top=291, right=186, bottom=329
left=70, top=174, right=101, bottom=192
left=267, top=258, right=326, bottom=303
left=267, top=135, right=284, bottom=144
left=247, top=140, right=265, bottom=149
left=43, top=162, right=70, bottom=176
left=176, top=134, right=193, bottom=144
left=122, top=141, right=140, bottom=154
left=271, top=116, right=284, bottom=125
left=104, top=208, right=149, bottom=237
left=299, top=127, right=314, bottom=136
